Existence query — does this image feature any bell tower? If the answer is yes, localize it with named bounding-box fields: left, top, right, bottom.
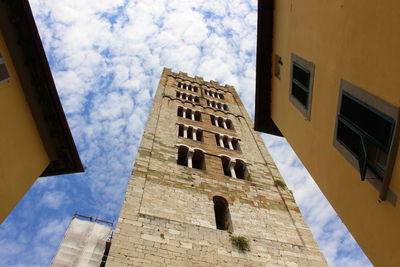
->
left=106, top=68, right=327, bottom=266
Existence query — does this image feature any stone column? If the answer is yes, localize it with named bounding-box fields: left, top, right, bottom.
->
left=219, top=135, right=225, bottom=148
left=193, top=128, right=197, bottom=141
left=183, top=125, right=188, bottom=138
left=222, top=119, right=227, bottom=129
left=182, top=108, right=186, bottom=118
left=187, top=150, right=194, bottom=168
left=229, top=160, right=236, bottom=178
left=215, top=117, right=219, bottom=127
left=227, top=137, right=234, bottom=150
left=191, top=112, right=195, bottom=120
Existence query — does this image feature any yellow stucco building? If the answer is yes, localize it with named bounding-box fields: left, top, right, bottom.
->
left=0, top=0, right=83, bottom=223
left=255, top=0, right=400, bottom=266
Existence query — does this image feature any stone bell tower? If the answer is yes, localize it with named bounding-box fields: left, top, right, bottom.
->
left=105, top=68, right=327, bottom=266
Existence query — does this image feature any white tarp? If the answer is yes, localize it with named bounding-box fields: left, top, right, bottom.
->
left=51, top=218, right=112, bottom=267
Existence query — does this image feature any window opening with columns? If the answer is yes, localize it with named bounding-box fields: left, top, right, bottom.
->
left=213, top=196, right=232, bottom=232
left=176, top=91, right=199, bottom=103
left=177, top=106, right=201, bottom=121
left=207, top=100, right=228, bottom=111
left=204, top=88, right=224, bottom=99
left=220, top=156, right=248, bottom=179
left=177, top=81, right=198, bottom=92
left=178, top=124, right=203, bottom=141
left=177, top=145, right=205, bottom=170
left=215, top=134, right=240, bottom=150
left=210, top=115, right=233, bottom=130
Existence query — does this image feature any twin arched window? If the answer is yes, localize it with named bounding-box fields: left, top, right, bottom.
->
left=220, top=156, right=248, bottom=179
left=177, top=145, right=205, bottom=170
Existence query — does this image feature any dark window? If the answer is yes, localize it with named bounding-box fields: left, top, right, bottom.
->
left=194, top=111, right=201, bottom=121
left=178, top=125, right=184, bottom=137
left=192, top=150, right=205, bottom=170
left=221, top=156, right=231, bottom=176
left=177, top=146, right=189, bottom=166
left=213, top=196, right=232, bottom=232
left=234, top=160, right=248, bottom=180
left=337, top=92, right=395, bottom=180
left=291, top=63, right=310, bottom=108
left=289, top=54, right=314, bottom=119
left=0, top=52, right=10, bottom=83
left=196, top=130, right=203, bottom=141
left=177, top=106, right=183, bottom=117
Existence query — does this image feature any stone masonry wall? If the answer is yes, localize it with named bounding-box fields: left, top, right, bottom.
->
left=105, top=68, right=327, bottom=267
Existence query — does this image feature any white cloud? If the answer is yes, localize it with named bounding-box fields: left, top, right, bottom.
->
left=40, top=191, right=66, bottom=210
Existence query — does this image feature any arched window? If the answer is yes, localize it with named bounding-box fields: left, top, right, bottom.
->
left=192, top=149, right=205, bottom=169
left=177, top=82, right=182, bottom=88
left=232, top=138, right=240, bottom=151
left=196, top=129, right=203, bottom=141
left=194, top=111, right=201, bottom=121
left=177, top=146, right=189, bottom=166
left=234, top=160, right=248, bottom=180
left=177, top=106, right=184, bottom=117
left=226, top=119, right=233, bottom=130
left=213, top=196, right=232, bottom=232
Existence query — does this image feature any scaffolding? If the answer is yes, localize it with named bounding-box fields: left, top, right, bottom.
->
left=51, top=214, right=113, bottom=267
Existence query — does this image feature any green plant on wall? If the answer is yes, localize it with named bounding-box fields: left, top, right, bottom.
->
left=230, top=235, right=250, bottom=252
left=274, top=179, right=287, bottom=190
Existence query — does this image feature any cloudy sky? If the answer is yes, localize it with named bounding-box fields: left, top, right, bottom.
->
left=0, top=0, right=372, bottom=266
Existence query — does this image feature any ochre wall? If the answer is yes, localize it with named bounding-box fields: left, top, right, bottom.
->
left=0, top=32, right=49, bottom=223
left=270, top=0, right=400, bottom=266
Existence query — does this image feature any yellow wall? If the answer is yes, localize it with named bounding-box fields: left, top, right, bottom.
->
left=0, top=31, right=49, bottom=223
left=271, top=0, right=400, bottom=266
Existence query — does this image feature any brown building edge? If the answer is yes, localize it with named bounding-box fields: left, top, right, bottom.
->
left=0, top=0, right=83, bottom=176
left=254, top=0, right=282, bottom=136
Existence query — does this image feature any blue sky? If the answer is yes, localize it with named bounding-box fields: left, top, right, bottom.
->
left=0, top=1, right=372, bottom=266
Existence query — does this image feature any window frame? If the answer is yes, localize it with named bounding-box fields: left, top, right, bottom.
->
left=289, top=53, right=315, bottom=120
left=333, top=79, right=400, bottom=204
